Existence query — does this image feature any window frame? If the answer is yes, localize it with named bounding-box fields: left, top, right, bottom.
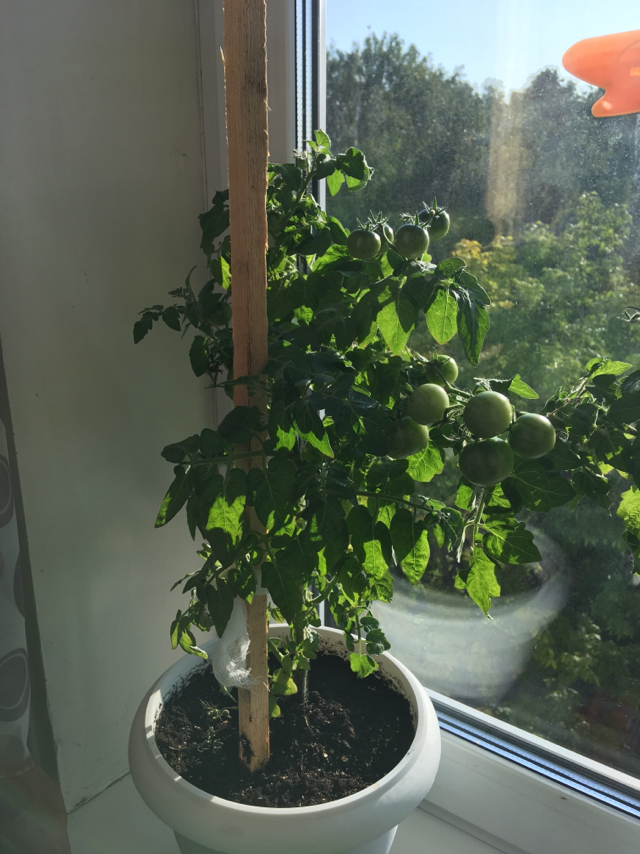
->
left=196, top=3, right=640, bottom=850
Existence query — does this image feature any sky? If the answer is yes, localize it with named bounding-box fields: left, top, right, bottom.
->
left=326, top=0, right=638, bottom=95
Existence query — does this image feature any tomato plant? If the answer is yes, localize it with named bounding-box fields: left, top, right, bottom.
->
left=459, top=438, right=514, bottom=487
left=136, top=130, right=640, bottom=723
left=395, top=223, right=429, bottom=259
left=346, top=228, right=381, bottom=260
left=463, top=391, right=512, bottom=438
left=407, top=383, right=449, bottom=425
left=508, top=413, right=556, bottom=459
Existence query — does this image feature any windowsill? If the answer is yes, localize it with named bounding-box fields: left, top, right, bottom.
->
left=67, top=772, right=502, bottom=854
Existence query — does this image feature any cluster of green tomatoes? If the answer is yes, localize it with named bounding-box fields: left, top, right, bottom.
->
left=346, top=201, right=557, bottom=488
left=345, top=201, right=451, bottom=262
left=388, top=355, right=556, bottom=487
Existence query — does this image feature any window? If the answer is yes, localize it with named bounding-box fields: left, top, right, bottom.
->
left=319, top=0, right=640, bottom=848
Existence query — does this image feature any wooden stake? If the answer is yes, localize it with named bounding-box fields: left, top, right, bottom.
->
left=223, top=0, right=270, bottom=770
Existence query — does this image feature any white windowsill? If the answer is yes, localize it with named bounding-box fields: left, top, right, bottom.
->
left=67, top=772, right=502, bottom=854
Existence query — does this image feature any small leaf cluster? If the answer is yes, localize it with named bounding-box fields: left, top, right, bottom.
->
left=135, top=131, right=640, bottom=696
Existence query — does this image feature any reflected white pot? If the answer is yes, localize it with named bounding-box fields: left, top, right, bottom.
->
left=373, top=533, right=568, bottom=703
left=129, top=625, right=441, bottom=854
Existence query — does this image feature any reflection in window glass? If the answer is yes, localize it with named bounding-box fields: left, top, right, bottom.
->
left=326, top=1, right=640, bottom=779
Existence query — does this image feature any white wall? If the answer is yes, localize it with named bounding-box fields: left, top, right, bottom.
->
left=0, top=1, right=211, bottom=809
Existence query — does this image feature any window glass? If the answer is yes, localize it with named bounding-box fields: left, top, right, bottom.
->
left=325, top=0, right=640, bottom=781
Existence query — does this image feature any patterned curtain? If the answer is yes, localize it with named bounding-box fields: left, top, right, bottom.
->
left=0, top=374, right=70, bottom=851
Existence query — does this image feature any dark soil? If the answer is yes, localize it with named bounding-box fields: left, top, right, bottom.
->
left=154, top=651, right=415, bottom=808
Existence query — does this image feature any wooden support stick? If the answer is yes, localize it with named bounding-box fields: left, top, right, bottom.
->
left=223, top=0, right=270, bottom=771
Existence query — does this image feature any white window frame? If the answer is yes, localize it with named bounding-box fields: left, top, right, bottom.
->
left=195, top=3, right=640, bottom=851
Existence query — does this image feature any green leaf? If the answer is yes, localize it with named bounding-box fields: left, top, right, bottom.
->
left=155, top=468, right=194, bottom=527
left=261, top=558, right=302, bottom=623
left=313, top=129, right=331, bottom=150
left=455, top=482, right=474, bottom=510
left=426, top=288, right=458, bottom=344
left=436, top=257, right=465, bottom=278
left=217, top=406, right=264, bottom=444
left=608, top=392, right=640, bottom=425
left=347, top=504, right=387, bottom=579
left=189, top=335, right=209, bottom=377
left=512, top=460, right=577, bottom=511
left=205, top=468, right=247, bottom=557
left=254, top=456, right=297, bottom=528
left=406, top=442, right=444, bottom=482
left=589, top=360, right=632, bottom=379
left=349, top=652, right=378, bottom=678
left=508, top=375, right=539, bottom=399
left=483, top=520, right=542, bottom=565
left=162, top=306, right=182, bottom=332
left=546, top=439, right=582, bottom=470
left=377, top=288, right=418, bottom=355
left=617, top=487, right=640, bottom=539
left=456, top=549, right=500, bottom=614
left=456, top=292, right=489, bottom=367
left=390, top=509, right=430, bottom=583
left=206, top=580, right=234, bottom=637
left=327, top=170, right=345, bottom=196
left=199, top=428, right=228, bottom=458
left=133, top=312, right=156, bottom=343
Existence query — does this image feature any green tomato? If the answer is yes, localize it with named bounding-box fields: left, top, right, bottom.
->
left=387, top=417, right=429, bottom=459
left=459, top=438, right=514, bottom=487
left=427, top=210, right=450, bottom=242
left=463, top=391, right=513, bottom=438
left=394, top=224, right=429, bottom=259
left=407, top=383, right=449, bottom=425
left=347, top=229, right=381, bottom=260
left=424, top=355, right=458, bottom=386
left=508, top=413, right=556, bottom=459
left=376, top=222, right=394, bottom=247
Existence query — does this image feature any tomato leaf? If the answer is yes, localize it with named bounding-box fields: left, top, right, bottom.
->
left=205, top=579, right=235, bottom=637
left=347, top=505, right=387, bottom=579
left=608, top=392, right=640, bottom=425
left=261, top=557, right=303, bottom=623
left=426, top=288, right=458, bottom=344
left=155, top=467, right=194, bottom=528
left=349, top=652, right=378, bottom=678
left=589, top=360, right=632, bottom=379
left=483, top=520, right=542, bottom=564
left=406, top=441, right=444, bottom=482
left=377, top=287, right=418, bottom=354
left=456, top=290, right=489, bottom=367
left=189, top=335, right=209, bottom=377
left=511, top=459, right=576, bottom=511
left=455, top=549, right=500, bottom=614
left=390, top=509, right=430, bottom=583
left=508, top=374, right=539, bottom=399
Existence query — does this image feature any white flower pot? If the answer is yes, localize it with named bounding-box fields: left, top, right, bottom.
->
left=129, top=625, right=441, bottom=854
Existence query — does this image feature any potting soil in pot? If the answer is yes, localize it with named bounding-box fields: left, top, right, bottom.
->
left=154, top=651, right=414, bottom=808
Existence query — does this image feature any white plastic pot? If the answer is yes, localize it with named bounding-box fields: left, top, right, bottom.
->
left=129, top=625, right=441, bottom=854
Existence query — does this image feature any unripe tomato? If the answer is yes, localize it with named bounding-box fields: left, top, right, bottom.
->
left=407, top=383, right=449, bottom=425
left=459, top=438, right=514, bottom=487
left=376, top=222, right=394, bottom=247
left=508, top=413, right=556, bottom=459
left=347, top=229, right=381, bottom=260
left=395, top=224, right=429, bottom=259
left=387, top=417, right=429, bottom=458
left=427, top=210, right=450, bottom=242
left=419, top=208, right=450, bottom=242
left=463, top=391, right=512, bottom=438
left=424, top=355, right=458, bottom=386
